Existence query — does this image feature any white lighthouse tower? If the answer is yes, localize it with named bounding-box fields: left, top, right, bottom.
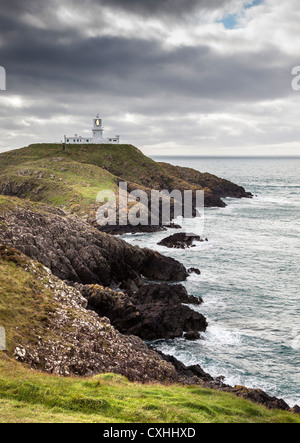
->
left=64, top=115, right=120, bottom=144
left=92, top=115, right=106, bottom=143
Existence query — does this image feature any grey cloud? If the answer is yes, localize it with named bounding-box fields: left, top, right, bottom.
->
left=0, top=0, right=298, bottom=155
left=98, top=0, right=232, bottom=15
left=2, top=25, right=291, bottom=105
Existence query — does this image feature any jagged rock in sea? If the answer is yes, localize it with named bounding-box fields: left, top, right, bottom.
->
left=188, top=267, right=201, bottom=275
left=158, top=232, right=208, bottom=249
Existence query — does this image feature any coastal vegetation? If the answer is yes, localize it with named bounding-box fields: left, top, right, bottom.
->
left=0, top=356, right=299, bottom=423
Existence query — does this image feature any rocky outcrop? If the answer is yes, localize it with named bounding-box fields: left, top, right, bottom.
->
left=1, top=244, right=299, bottom=415
left=77, top=283, right=206, bottom=341
left=0, top=198, right=187, bottom=287
left=75, top=284, right=143, bottom=336
left=158, top=162, right=253, bottom=200
left=206, top=382, right=294, bottom=413
left=156, top=351, right=214, bottom=383
left=1, top=247, right=175, bottom=383
left=188, top=267, right=201, bottom=275
left=158, top=233, right=208, bottom=249
left=158, top=348, right=299, bottom=414
left=128, top=284, right=207, bottom=340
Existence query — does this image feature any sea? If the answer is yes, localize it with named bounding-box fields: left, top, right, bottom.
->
left=121, top=156, right=300, bottom=407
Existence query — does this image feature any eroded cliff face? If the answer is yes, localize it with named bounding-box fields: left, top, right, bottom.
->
left=0, top=197, right=187, bottom=287
left=0, top=196, right=208, bottom=343
left=0, top=244, right=179, bottom=383
left=77, top=283, right=207, bottom=340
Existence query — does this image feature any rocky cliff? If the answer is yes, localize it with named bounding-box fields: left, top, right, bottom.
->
left=0, top=196, right=187, bottom=286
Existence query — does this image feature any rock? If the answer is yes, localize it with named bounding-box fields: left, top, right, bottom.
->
left=164, top=223, right=182, bottom=229
left=0, top=199, right=188, bottom=286
left=156, top=351, right=214, bottom=383
left=75, top=283, right=143, bottom=336
left=158, top=162, right=253, bottom=202
left=79, top=283, right=205, bottom=341
left=202, top=379, right=294, bottom=413
left=140, top=250, right=188, bottom=281
left=128, top=284, right=207, bottom=340
left=2, top=247, right=178, bottom=383
left=184, top=331, right=202, bottom=341
left=158, top=233, right=203, bottom=249
left=188, top=267, right=201, bottom=275
left=291, top=405, right=300, bottom=415
left=230, top=386, right=291, bottom=411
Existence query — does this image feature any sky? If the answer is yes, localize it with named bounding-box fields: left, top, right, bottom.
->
left=0, top=0, right=300, bottom=156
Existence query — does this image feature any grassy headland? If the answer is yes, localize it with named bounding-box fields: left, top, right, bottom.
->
left=0, top=356, right=299, bottom=423
left=0, top=144, right=250, bottom=219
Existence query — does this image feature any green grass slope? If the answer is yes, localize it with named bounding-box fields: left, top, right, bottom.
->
left=0, top=145, right=122, bottom=218
left=0, top=143, right=227, bottom=218
left=0, top=356, right=299, bottom=423
left=0, top=143, right=169, bottom=189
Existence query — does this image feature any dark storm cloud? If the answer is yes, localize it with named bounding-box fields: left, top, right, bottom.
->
left=0, top=0, right=291, bottom=111
left=1, top=19, right=290, bottom=106
left=99, top=0, right=232, bottom=16
left=0, top=0, right=231, bottom=18
left=0, top=0, right=298, bottom=155
left=0, top=0, right=289, bottom=106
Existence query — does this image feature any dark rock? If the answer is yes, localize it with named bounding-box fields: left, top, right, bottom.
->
left=291, top=405, right=300, bottom=415
left=97, top=224, right=166, bottom=235
left=141, top=250, right=188, bottom=281
left=202, top=379, right=294, bottom=413
left=158, top=233, right=203, bottom=249
left=158, top=162, right=253, bottom=201
left=230, top=386, right=291, bottom=411
left=129, top=283, right=207, bottom=340
left=81, top=283, right=205, bottom=341
left=164, top=223, right=182, bottom=229
left=184, top=331, right=202, bottom=341
left=156, top=351, right=214, bottom=383
left=188, top=267, right=201, bottom=275
left=76, top=283, right=143, bottom=337
left=0, top=201, right=188, bottom=286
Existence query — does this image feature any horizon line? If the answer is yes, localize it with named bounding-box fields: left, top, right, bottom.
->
left=150, top=155, right=300, bottom=158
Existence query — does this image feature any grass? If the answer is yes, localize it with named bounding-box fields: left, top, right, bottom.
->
left=0, top=143, right=226, bottom=218
left=0, top=355, right=299, bottom=423
left=0, top=147, right=120, bottom=217
left=0, top=244, right=58, bottom=355
left=0, top=143, right=165, bottom=188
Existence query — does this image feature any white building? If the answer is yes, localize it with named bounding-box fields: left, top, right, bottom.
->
left=64, top=115, right=120, bottom=144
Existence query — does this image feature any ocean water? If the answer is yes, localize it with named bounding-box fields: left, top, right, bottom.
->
left=121, top=156, right=300, bottom=407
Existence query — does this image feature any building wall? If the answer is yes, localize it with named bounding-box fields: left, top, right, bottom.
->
left=65, top=136, right=120, bottom=144
left=65, top=136, right=93, bottom=144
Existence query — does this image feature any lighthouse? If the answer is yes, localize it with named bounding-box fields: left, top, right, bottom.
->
left=64, top=115, right=120, bottom=144
left=92, top=115, right=105, bottom=143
